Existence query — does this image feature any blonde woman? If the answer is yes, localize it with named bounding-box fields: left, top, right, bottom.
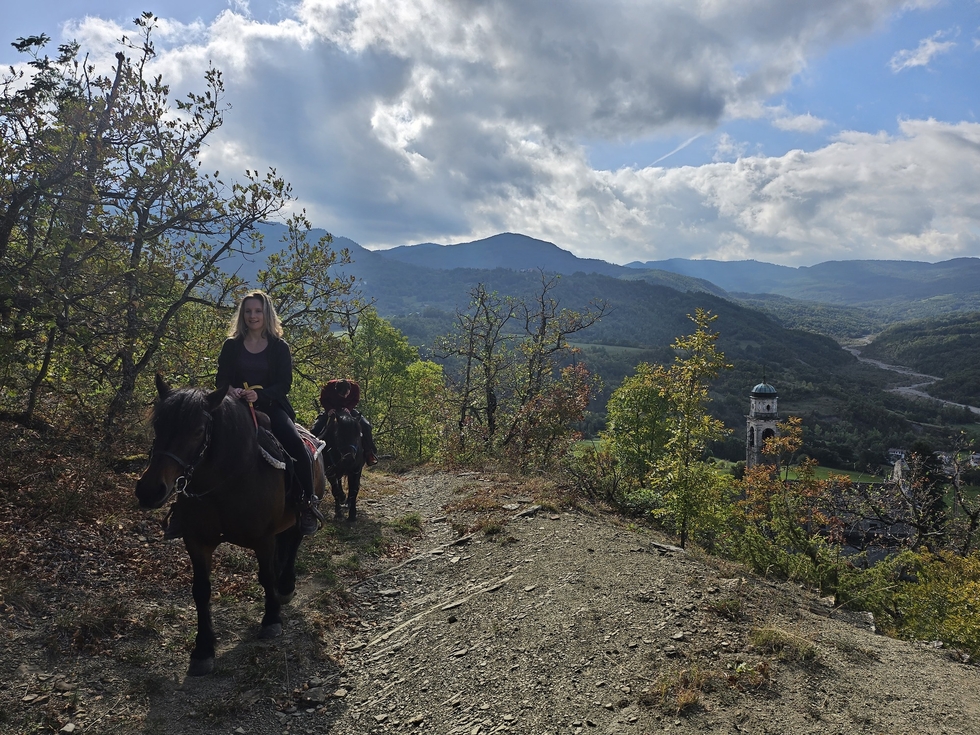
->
left=219, top=290, right=319, bottom=534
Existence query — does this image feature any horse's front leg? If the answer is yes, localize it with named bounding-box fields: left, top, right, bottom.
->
left=274, top=526, right=304, bottom=604
left=185, top=540, right=218, bottom=676
left=255, top=537, right=283, bottom=639
left=330, top=476, right=346, bottom=519
left=347, top=470, right=362, bottom=522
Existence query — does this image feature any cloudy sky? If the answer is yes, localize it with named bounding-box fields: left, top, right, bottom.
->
left=3, top=1, right=979, bottom=266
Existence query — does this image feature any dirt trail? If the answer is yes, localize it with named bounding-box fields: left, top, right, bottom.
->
left=4, top=469, right=980, bottom=735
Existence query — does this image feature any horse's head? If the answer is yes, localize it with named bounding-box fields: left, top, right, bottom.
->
left=134, top=374, right=229, bottom=509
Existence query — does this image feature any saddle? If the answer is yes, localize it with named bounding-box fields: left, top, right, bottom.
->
left=256, top=425, right=325, bottom=503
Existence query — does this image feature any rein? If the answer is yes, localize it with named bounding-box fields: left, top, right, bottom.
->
left=243, top=382, right=263, bottom=432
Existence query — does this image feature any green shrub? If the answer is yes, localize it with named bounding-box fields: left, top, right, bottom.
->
left=894, top=550, right=980, bottom=659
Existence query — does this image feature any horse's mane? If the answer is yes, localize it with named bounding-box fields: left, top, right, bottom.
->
left=154, top=387, right=258, bottom=469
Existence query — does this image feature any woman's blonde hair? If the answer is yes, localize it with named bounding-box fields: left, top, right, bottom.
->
left=228, top=290, right=283, bottom=339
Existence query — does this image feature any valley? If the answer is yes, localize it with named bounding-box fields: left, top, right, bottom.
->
left=844, top=345, right=980, bottom=416
left=245, top=224, right=980, bottom=472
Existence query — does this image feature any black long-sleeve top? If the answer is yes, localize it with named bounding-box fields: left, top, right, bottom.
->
left=215, top=336, right=297, bottom=421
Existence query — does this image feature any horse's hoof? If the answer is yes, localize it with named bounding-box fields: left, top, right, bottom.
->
left=259, top=623, right=283, bottom=640
left=187, top=657, right=214, bottom=677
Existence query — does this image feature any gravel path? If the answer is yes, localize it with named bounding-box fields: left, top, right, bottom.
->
left=6, top=468, right=980, bottom=735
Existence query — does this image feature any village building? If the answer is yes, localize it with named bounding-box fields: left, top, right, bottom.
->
left=746, top=379, right=778, bottom=469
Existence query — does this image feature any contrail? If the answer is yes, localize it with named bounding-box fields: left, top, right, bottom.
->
left=651, top=133, right=702, bottom=165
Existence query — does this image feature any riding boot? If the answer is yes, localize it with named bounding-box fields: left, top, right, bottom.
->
left=300, top=497, right=323, bottom=536
left=297, top=457, right=322, bottom=536
left=163, top=502, right=184, bottom=540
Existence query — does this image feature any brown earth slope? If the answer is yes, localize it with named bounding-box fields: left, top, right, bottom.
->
left=2, top=465, right=979, bottom=735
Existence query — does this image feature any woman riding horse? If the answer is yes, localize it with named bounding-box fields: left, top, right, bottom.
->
left=165, top=290, right=321, bottom=538
left=135, top=374, right=326, bottom=675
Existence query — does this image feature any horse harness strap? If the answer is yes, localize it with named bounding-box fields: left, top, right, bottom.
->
left=153, top=412, right=213, bottom=497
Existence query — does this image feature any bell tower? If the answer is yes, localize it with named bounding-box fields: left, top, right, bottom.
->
left=746, top=377, right=778, bottom=469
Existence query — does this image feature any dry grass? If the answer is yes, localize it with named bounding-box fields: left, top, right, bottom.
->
left=644, top=666, right=714, bottom=715
left=749, top=625, right=819, bottom=663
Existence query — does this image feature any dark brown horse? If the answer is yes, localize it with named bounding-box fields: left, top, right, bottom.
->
left=314, top=409, right=365, bottom=521
left=134, top=374, right=325, bottom=676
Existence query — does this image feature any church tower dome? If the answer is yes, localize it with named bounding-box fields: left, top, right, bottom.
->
left=746, top=378, right=779, bottom=469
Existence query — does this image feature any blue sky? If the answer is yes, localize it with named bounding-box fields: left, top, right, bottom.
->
left=3, top=1, right=979, bottom=266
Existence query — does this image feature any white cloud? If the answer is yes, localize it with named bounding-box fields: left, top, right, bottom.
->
left=51, top=1, right=980, bottom=266
left=889, top=30, right=956, bottom=71
left=712, top=133, right=748, bottom=162
left=771, top=111, right=828, bottom=133
left=577, top=120, right=980, bottom=265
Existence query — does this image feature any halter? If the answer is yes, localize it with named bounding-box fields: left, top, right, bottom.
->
left=152, top=411, right=213, bottom=497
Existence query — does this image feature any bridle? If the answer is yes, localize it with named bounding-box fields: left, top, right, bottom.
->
left=151, top=411, right=214, bottom=497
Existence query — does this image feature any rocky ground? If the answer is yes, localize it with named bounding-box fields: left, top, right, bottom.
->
left=3, top=465, right=980, bottom=735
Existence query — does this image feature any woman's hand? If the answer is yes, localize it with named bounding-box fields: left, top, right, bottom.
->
left=229, top=386, right=257, bottom=402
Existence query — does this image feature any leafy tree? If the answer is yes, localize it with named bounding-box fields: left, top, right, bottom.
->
left=604, top=362, right=673, bottom=490
left=949, top=447, right=980, bottom=556
left=501, top=363, right=599, bottom=471
left=650, top=310, right=732, bottom=548
left=500, top=272, right=606, bottom=458
left=435, top=276, right=604, bottom=466
left=730, top=417, right=852, bottom=595
left=435, top=284, right=516, bottom=452
left=833, top=441, right=950, bottom=554
left=893, top=550, right=980, bottom=660
left=603, top=309, right=733, bottom=547
left=0, top=17, right=338, bottom=439
left=344, top=308, right=445, bottom=461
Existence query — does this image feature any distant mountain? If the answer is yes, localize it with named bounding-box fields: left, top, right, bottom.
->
left=382, top=233, right=626, bottom=276
left=631, top=256, right=980, bottom=310
left=239, top=225, right=980, bottom=330
left=626, top=258, right=797, bottom=295
left=240, top=225, right=724, bottom=300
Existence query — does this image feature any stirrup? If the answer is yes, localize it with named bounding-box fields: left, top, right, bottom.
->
left=299, top=497, right=323, bottom=536
left=309, top=497, right=325, bottom=522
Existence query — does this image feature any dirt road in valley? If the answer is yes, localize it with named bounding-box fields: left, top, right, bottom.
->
left=843, top=345, right=980, bottom=415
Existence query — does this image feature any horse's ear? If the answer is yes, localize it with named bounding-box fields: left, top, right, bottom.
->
left=155, top=373, right=171, bottom=399
left=205, top=385, right=229, bottom=413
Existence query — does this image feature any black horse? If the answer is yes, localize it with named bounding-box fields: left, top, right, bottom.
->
left=314, top=409, right=365, bottom=521
left=134, top=374, right=325, bottom=676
